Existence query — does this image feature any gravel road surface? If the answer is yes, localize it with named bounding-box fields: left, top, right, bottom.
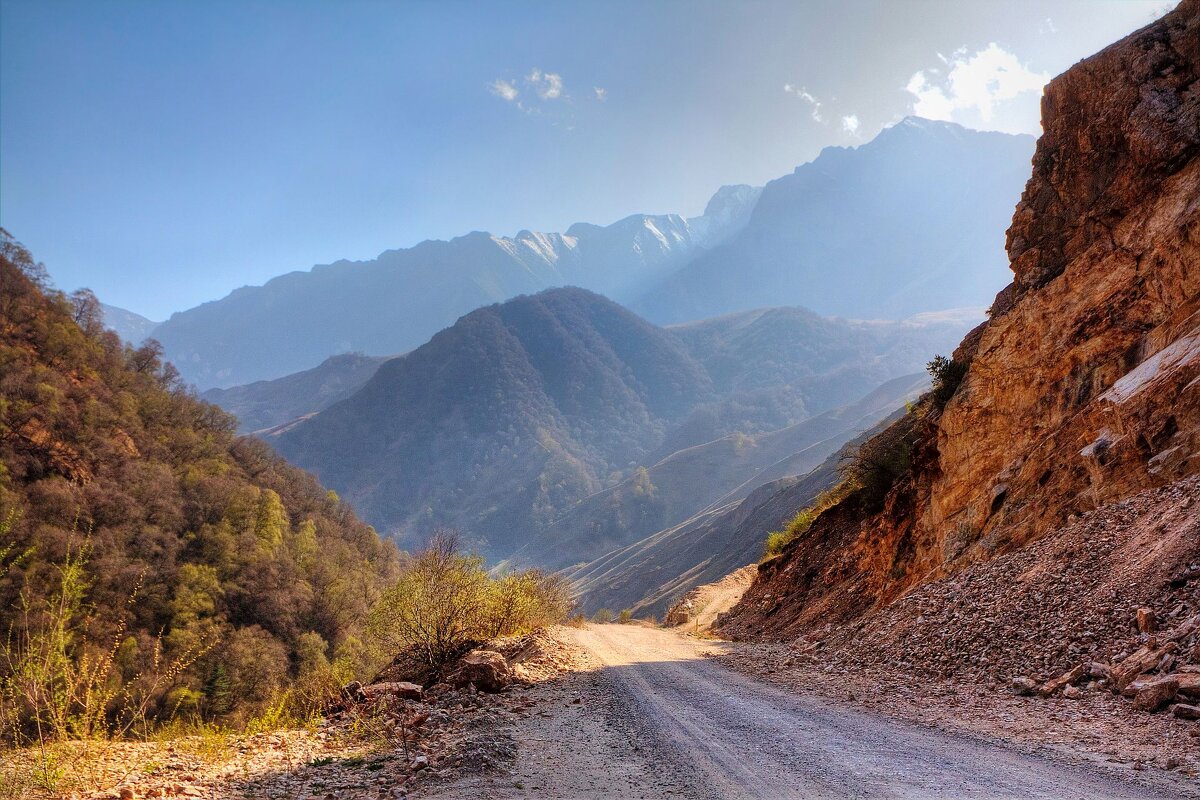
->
left=426, top=624, right=1196, bottom=799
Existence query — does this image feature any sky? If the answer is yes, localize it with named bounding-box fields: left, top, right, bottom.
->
left=0, top=0, right=1174, bottom=320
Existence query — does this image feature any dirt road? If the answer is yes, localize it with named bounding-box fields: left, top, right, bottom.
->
left=427, top=624, right=1196, bottom=799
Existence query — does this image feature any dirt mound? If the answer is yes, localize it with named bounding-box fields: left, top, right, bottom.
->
left=665, top=564, right=757, bottom=632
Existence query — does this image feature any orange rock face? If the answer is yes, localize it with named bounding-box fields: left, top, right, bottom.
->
left=722, top=1, right=1200, bottom=640
left=930, top=0, right=1199, bottom=556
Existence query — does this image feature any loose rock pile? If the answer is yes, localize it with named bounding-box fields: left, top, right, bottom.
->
left=790, top=477, right=1200, bottom=716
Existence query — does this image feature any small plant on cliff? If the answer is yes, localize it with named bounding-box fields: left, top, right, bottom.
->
left=840, top=412, right=922, bottom=511
left=926, top=354, right=967, bottom=408
left=762, top=485, right=848, bottom=559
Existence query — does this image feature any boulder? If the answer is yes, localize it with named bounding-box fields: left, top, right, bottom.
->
left=1011, top=677, right=1038, bottom=696
left=1131, top=676, right=1180, bottom=712
left=1111, top=643, right=1178, bottom=690
left=363, top=681, right=424, bottom=701
left=1038, top=663, right=1086, bottom=697
left=1171, top=703, right=1200, bottom=720
left=1176, top=672, right=1200, bottom=698
left=1136, top=607, right=1157, bottom=634
left=447, top=649, right=512, bottom=693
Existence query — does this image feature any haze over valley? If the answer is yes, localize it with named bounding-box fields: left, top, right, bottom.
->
left=3, top=2, right=1198, bottom=797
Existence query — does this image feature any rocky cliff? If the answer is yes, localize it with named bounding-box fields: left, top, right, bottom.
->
left=722, top=1, right=1199, bottom=640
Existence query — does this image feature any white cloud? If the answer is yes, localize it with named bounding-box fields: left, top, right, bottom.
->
left=1038, top=17, right=1057, bottom=35
left=527, top=68, right=565, bottom=100
left=593, top=87, right=607, bottom=102
left=905, top=43, right=1049, bottom=133
left=784, top=83, right=823, bottom=122
left=841, top=114, right=859, bottom=134
left=489, top=79, right=519, bottom=102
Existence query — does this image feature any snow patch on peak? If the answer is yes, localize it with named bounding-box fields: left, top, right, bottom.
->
left=687, top=184, right=762, bottom=248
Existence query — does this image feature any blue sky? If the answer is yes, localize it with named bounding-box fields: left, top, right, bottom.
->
left=0, top=0, right=1173, bottom=319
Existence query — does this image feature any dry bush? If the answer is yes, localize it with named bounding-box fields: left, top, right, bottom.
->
left=367, top=531, right=572, bottom=673
left=839, top=411, right=923, bottom=510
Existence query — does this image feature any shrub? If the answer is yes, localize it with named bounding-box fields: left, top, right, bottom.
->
left=591, top=608, right=614, bottom=624
left=927, top=354, right=967, bottom=408
left=617, top=609, right=633, bottom=624
left=486, top=569, right=572, bottom=639
left=367, top=532, right=491, bottom=671
left=762, top=485, right=847, bottom=559
left=839, top=413, right=922, bottom=510
left=367, top=531, right=572, bottom=672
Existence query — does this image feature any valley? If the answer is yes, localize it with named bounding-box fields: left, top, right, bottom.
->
left=2, top=0, right=1199, bottom=798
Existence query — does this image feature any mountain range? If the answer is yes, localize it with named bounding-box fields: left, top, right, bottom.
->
left=150, top=118, right=1031, bottom=390
left=635, top=118, right=1034, bottom=323
left=152, top=191, right=757, bottom=388
left=268, top=287, right=973, bottom=564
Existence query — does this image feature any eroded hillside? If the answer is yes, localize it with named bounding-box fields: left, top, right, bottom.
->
left=722, top=0, right=1199, bottom=644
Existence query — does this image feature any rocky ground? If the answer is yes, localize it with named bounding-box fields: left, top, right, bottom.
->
left=713, top=476, right=1200, bottom=778
left=426, top=624, right=1194, bottom=799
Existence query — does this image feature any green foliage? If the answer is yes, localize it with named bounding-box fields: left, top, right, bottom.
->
left=763, top=530, right=792, bottom=559
left=591, top=608, right=615, bottom=624
left=1, top=530, right=210, bottom=752
left=0, top=232, right=402, bottom=735
left=839, top=411, right=923, bottom=510
left=367, top=532, right=572, bottom=671
left=762, top=484, right=848, bottom=559
left=926, top=354, right=967, bottom=408
left=617, top=609, right=633, bottom=624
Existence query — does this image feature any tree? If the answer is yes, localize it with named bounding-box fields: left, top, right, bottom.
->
left=367, top=531, right=491, bottom=669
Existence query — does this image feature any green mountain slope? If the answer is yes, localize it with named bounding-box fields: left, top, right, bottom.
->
left=0, top=233, right=399, bottom=722
left=272, top=288, right=970, bottom=565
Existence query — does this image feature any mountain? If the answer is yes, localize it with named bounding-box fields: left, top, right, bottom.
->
left=273, top=288, right=715, bottom=559
left=685, top=184, right=762, bottom=247
left=635, top=119, right=1035, bottom=323
left=154, top=117, right=1027, bottom=392
left=201, top=352, right=392, bottom=434
left=0, top=233, right=399, bottom=722
left=720, top=0, right=1200, bottom=691
left=506, top=373, right=930, bottom=572
left=270, top=288, right=973, bottom=565
left=565, top=421, right=893, bottom=619
left=152, top=188, right=759, bottom=389
left=100, top=302, right=159, bottom=344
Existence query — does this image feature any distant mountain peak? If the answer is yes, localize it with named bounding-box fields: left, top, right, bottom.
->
left=100, top=302, right=160, bottom=345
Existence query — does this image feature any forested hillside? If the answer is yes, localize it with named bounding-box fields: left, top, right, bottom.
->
left=0, top=231, right=400, bottom=726
left=272, top=288, right=970, bottom=563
